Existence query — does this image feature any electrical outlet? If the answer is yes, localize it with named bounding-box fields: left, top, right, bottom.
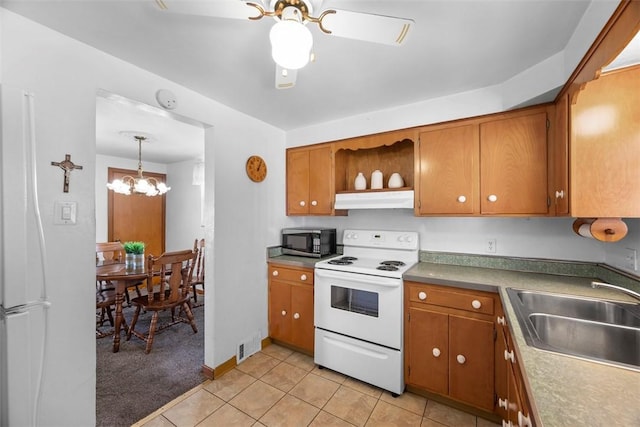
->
left=624, top=248, right=637, bottom=271
left=486, top=238, right=497, bottom=253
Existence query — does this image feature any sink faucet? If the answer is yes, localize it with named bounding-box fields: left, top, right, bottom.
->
left=591, top=281, right=640, bottom=303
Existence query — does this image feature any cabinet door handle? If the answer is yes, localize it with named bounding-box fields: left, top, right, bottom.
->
left=456, top=354, right=466, bottom=364
left=487, top=194, right=498, bottom=203
left=504, top=349, right=515, bottom=363
left=300, top=274, right=307, bottom=281
left=518, top=411, right=532, bottom=427
left=457, top=195, right=467, bottom=203
left=299, top=200, right=306, bottom=207
left=555, top=190, right=565, bottom=199
left=498, top=398, right=508, bottom=409
left=272, top=270, right=279, bottom=276
left=293, top=312, right=300, bottom=320
left=311, top=200, right=318, bottom=206
left=471, top=299, right=482, bottom=309
left=281, top=310, right=287, bottom=316
left=418, top=291, right=427, bottom=301
left=497, top=316, right=506, bottom=325
left=503, top=420, right=514, bottom=427
left=432, top=347, right=441, bottom=357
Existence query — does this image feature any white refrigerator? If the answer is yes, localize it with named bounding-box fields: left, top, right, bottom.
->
left=0, top=86, right=52, bottom=426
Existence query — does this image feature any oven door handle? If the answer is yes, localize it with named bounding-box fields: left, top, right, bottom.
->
left=315, top=269, right=400, bottom=287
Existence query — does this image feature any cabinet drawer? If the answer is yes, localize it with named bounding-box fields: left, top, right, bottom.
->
left=269, top=265, right=314, bottom=285
left=408, top=284, right=494, bottom=315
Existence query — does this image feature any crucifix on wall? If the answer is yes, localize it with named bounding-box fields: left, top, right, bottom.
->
left=51, top=154, right=83, bottom=193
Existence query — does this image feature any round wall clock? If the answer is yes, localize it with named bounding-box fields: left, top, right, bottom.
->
left=246, top=155, right=267, bottom=182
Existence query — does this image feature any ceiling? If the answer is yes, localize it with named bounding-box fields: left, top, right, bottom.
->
left=2, top=1, right=621, bottom=162
left=95, top=92, right=205, bottom=164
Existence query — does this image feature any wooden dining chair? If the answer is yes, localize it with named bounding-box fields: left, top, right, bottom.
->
left=96, top=242, right=124, bottom=336
left=96, top=241, right=142, bottom=304
left=96, top=284, right=128, bottom=338
left=126, top=249, right=198, bottom=353
left=191, top=238, right=205, bottom=303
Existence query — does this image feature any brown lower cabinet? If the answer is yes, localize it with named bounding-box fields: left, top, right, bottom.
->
left=496, top=305, right=535, bottom=427
left=267, top=263, right=314, bottom=354
left=404, top=282, right=496, bottom=412
left=405, top=281, right=535, bottom=424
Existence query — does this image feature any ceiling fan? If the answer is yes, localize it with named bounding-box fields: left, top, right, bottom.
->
left=154, top=0, right=413, bottom=89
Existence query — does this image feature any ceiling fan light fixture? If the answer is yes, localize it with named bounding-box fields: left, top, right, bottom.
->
left=269, top=20, right=313, bottom=70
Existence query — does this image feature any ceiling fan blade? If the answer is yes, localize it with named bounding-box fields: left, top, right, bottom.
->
left=320, top=9, right=413, bottom=46
left=275, top=65, right=297, bottom=90
left=155, top=0, right=264, bottom=20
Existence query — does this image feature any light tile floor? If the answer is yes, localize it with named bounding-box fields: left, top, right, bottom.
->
left=134, top=344, right=500, bottom=427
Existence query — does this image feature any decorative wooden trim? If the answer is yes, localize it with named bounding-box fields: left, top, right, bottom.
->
left=556, top=0, right=640, bottom=104
left=201, top=364, right=215, bottom=380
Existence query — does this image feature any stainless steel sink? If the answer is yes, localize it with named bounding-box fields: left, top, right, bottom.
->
left=506, top=288, right=640, bottom=371
left=513, top=289, right=640, bottom=327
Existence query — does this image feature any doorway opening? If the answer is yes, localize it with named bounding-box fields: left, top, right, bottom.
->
left=95, top=90, right=208, bottom=426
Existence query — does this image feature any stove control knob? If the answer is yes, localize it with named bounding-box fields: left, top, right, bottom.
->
left=418, top=291, right=427, bottom=301
left=406, top=235, right=413, bottom=243
left=397, top=235, right=405, bottom=242
left=345, top=233, right=353, bottom=240
left=352, top=233, right=358, bottom=239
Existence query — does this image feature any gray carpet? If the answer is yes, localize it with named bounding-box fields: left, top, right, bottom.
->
left=96, top=303, right=205, bottom=426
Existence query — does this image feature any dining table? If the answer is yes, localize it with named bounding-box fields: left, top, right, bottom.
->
left=96, top=260, right=148, bottom=352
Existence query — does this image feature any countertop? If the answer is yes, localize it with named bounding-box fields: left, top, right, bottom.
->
left=267, top=254, right=337, bottom=269
left=405, top=262, right=640, bottom=427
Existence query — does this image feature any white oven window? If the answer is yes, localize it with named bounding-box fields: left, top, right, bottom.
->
left=330, top=285, right=379, bottom=317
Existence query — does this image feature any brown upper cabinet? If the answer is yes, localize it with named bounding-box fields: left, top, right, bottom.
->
left=551, top=1, right=640, bottom=219
left=569, top=65, right=640, bottom=218
left=416, top=106, right=551, bottom=216
left=286, top=145, right=336, bottom=215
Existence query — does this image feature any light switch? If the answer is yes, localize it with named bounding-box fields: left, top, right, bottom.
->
left=62, top=205, right=72, bottom=220
left=54, top=201, right=77, bottom=225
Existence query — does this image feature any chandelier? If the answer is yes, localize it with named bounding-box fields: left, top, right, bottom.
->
left=106, top=135, right=170, bottom=197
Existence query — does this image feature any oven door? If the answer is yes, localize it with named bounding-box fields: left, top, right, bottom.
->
left=314, top=268, right=403, bottom=349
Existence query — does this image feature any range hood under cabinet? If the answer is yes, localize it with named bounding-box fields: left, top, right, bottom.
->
left=334, top=188, right=414, bottom=209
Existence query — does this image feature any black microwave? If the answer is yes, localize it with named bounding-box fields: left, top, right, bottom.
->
left=281, top=228, right=336, bottom=258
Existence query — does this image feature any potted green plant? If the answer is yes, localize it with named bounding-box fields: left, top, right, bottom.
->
left=123, top=241, right=145, bottom=270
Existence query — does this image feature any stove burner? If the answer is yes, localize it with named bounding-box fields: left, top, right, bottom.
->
left=328, top=257, right=355, bottom=265
left=377, top=265, right=399, bottom=271
left=380, top=260, right=406, bottom=267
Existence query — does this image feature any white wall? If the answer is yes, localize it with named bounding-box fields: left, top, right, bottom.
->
left=1, top=9, right=285, bottom=426
left=165, top=159, right=205, bottom=252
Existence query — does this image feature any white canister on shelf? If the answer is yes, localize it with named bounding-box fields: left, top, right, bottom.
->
left=388, top=173, right=404, bottom=188
left=371, top=170, right=383, bottom=189
left=354, top=172, right=367, bottom=190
